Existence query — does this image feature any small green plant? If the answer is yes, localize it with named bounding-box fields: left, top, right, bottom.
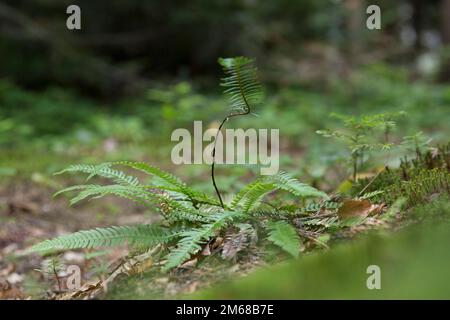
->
left=27, top=163, right=328, bottom=270
left=27, top=58, right=329, bottom=271
left=316, top=112, right=404, bottom=181
left=401, top=131, right=432, bottom=158
left=351, top=142, right=450, bottom=206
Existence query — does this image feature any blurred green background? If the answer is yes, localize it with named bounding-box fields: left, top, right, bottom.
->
left=1, top=0, right=449, bottom=187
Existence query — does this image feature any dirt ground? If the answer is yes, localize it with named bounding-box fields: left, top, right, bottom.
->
left=0, top=181, right=152, bottom=299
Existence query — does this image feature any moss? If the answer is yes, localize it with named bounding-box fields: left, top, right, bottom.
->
left=192, top=196, right=450, bottom=299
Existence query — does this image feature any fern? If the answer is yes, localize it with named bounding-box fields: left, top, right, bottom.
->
left=27, top=224, right=175, bottom=253
left=266, top=220, right=301, bottom=258
left=56, top=163, right=139, bottom=186
left=27, top=56, right=332, bottom=273
left=163, top=211, right=239, bottom=271
left=57, top=183, right=212, bottom=227
left=218, top=56, right=262, bottom=115
left=114, top=161, right=192, bottom=194
left=231, top=171, right=328, bottom=213
left=239, top=181, right=277, bottom=214
left=267, top=171, right=329, bottom=200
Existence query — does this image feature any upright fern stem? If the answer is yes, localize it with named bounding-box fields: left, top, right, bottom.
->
left=211, top=57, right=262, bottom=208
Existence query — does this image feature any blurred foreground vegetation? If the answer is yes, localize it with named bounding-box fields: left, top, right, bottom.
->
left=193, top=196, right=450, bottom=299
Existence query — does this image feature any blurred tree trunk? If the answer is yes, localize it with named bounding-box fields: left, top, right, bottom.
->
left=442, top=0, right=450, bottom=44
left=345, top=0, right=364, bottom=59
left=411, top=0, right=424, bottom=49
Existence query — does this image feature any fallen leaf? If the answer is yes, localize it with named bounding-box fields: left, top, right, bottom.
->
left=0, top=279, right=24, bottom=299
left=337, top=199, right=372, bottom=219
left=338, top=199, right=385, bottom=220
left=179, top=258, right=197, bottom=269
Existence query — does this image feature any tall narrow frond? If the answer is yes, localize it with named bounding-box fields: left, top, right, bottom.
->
left=218, top=57, right=262, bottom=115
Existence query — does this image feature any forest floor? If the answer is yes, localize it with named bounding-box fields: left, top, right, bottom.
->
left=1, top=71, right=450, bottom=299
left=2, top=154, right=449, bottom=300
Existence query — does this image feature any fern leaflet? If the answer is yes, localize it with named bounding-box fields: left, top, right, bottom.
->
left=266, top=220, right=300, bottom=258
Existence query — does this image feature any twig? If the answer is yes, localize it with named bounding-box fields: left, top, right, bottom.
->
left=358, top=168, right=384, bottom=196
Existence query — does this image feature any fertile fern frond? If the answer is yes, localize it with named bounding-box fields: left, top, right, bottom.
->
left=266, top=220, right=300, bottom=258
left=163, top=211, right=239, bottom=271
left=218, top=57, right=262, bottom=115
left=27, top=224, right=175, bottom=253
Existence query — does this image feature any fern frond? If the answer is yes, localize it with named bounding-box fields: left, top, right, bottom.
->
left=240, top=182, right=278, bottom=214
left=57, top=184, right=155, bottom=207
left=114, top=161, right=197, bottom=197
left=27, top=224, right=175, bottom=253
left=266, top=220, right=300, bottom=258
left=302, top=201, right=341, bottom=213
left=171, top=210, right=210, bottom=223
left=163, top=211, right=239, bottom=271
left=267, top=171, right=329, bottom=200
left=218, top=57, right=262, bottom=115
left=56, top=163, right=140, bottom=186
left=231, top=172, right=328, bottom=213
left=56, top=183, right=210, bottom=223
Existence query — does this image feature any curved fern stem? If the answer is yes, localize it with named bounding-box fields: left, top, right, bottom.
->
left=212, top=57, right=261, bottom=208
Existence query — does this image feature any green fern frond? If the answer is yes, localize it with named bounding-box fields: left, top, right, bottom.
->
left=230, top=179, right=262, bottom=209
left=266, top=220, right=300, bottom=258
left=267, top=171, right=329, bottom=200
left=359, top=190, right=385, bottom=200
left=57, top=184, right=155, bottom=207
left=170, top=209, right=210, bottom=223
left=27, top=224, right=175, bottom=253
left=56, top=163, right=140, bottom=186
left=114, top=161, right=196, bottom=196
left=56, top=183, right=209, bottom=223
left=231, top=172, right=328, bottom=213
left=218, top=57, right=262, bottom=114
left=240, top=181, right=278, bottom=214
left=302, top=201, right=340, bottom=213
left=163, top=211, right=239, bottom=271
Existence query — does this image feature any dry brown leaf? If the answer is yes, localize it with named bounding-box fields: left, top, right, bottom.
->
left=338, top=199, right=385, bottom=219
left=0, top=279, right=25, bottom=299
left=179, top=258, right=197, bottom=269
left=337, top=199, right=372, bottom=219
